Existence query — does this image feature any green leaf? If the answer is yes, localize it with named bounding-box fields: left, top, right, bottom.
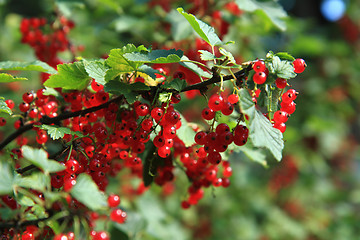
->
left=0, top=208, right=18, bottom=221
left=237, top=146, right=267, bottom=167
left=180, top=56, right=212, bottom=79
left=16, top=172, right=49, bottom=192
left=162, top=78, right=187, bottom=92
left=104, top=81, right=149, bottom=104
left=123, top=49, right=183, bottom=64
left=0, top=98, right=12, bottom=115
left=275, top=52, right=295, bottom=61
left=39, top=125, right=73, bottom=140
left=106, top=44, right=147, bottom=74
left=44, top=62, right=91, bottom=90
left=0, top=160, right=15, bottom=195
left=158, top=92, right=172, bottom=103
left=268, top=56, right=296, bottom=79
left=235, top=0, right=287, bottom=31
left=17, top=195, right=35, bottom=207
left=42, top=87, right=61, bottom=98
left=70, top=173, right=107, bottom=211
left=141, top=142, right=158, bottom=187
left=198, top=50, right=217, bottom=61
left=177, top=8, right=223, bottom=46
left=176, top=113, right=195, bottom=147
left=21, top=146, right=66, bottom=173
left=83, top=59, right=108, bottom=85
left=0, top=73, right=27, bottom=82
left=166, top=9, right=193, bottom=41
left=0, top=60, right=57, bottom=74
left=138, top=65, right=158, bottom=79
left=239, top=89, right=283, bottom=161
left=219, top=48, right=236, bottom=64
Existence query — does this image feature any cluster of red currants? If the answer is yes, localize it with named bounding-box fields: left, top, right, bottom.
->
left=20, top=17, right=75, bottom=68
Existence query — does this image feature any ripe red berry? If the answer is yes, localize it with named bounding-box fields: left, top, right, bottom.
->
left=23, top=92, right=35, bottom=103
left=158, top=145, right=171, bottom=158
left=273, top=110, right=289, bottom=123
left=201, top=107, right=215, bottom=120
left=253, top=60, right=266, bottom=72
left=0, top=117, right=6, bottom=126
left=110, top=209, right=127, bottom=223
left=136, top=103, right=150, bottom=116
left=273, top=122, right=286, bottom=133
left=221, top=102, right=234, bottom=116
left=208, top=94, right=224, bottom=111
left=5, top=99, right=15, bottom=109
left=194, top=131, right=207, bottom=145
left=293, top=58, right=306, bottom=73
left=19, top=102, right=30, bottom=112
left=227, top=94, right=239, bottom=104
left=253, top=72, right=267, bottom=84
left=275, top=78, right=287, bottom=89
left=108, top=194, right=121, bottom=208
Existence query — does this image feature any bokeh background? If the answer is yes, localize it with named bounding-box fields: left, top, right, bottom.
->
left=1, top=0, right=360, bottom=239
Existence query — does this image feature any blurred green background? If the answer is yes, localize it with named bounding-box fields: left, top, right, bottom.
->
left=1, top=0, right=360, bottom=239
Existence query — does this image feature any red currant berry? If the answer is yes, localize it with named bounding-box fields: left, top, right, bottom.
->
left=201, top=107, right=215, bottom=120
left=19, top=102, right=30, bottom=112
left=273, top=110, right=289, bottom=123
left=253, top=60, right=266, bottom=72
left=227, top=94, right=239, bottom=104
left=207, top=151, right=222, bottom=165
left=275, top=78, right=287, bottom=89
left=208, top=94, right=224, bottom=111
left=280, top=101, right=296, bottom=115
left=108, top=194, right=121, bottom=208
left=65, top=159, right=80, bottom=174
left=215, top=123, right=230, bottom=135
left=173, top=71, right=186, bottom=79
left=5, top=99, right=15, bottom=109
left=158, top=145, right=171, bottom=158
left=194, top=131, right=207, bottom=145
left=253, top=72, right=267, bottom=84
left=151, top=107, right=163, bottom=121
left=273, top=122, right=286, bottom=133
left=136, top=103, right=150, bottom=116
left=63, top=179, right=76, bottom=192
left=91, top=79, right=104, bottom=92
left=110, top=209, right=127, bottom=224
left=22, top=92, right=34, bottom=103
left=221, top=102, right=234, bottom=116
left=0, top=117, right=6, bottom=126
left=293, top=58, right=306, bottom=73
left=134, top=76, right=145, bottom=83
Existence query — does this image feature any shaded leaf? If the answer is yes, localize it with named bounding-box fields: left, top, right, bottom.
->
left=70, top=173, right=107, bottom=211
left=0, top=161, right=15, bottom=195
left=237, top=146, right=268, bottom=167
left=123, top=49, right=183, bottom=64
left=16, top=172, right=49, bottom=192
left=166, top=9, right=193, bottom=41
left=44, top=62, right=91, bottom=90
left=235, top=0, right=287, bottom=31
left=0, top=98, right=12, bottom=115
left=0, top=73, right=27, bottom=82
left=180, top=56, right=212, bottom=79
left=177, top=8, right=223, bottom=46
left=141, top=142, right=158, bottom=187
left=104, top=81, right=149, bottom=104
left=0, top=60, right=57, bottom=74
left=162, top=78, right=187, bottom=92
left=239, top=89, right=283, bottom=161
left=176, top=113, right=196, bottom=147
left=21, top=146, right=66, bottom=173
